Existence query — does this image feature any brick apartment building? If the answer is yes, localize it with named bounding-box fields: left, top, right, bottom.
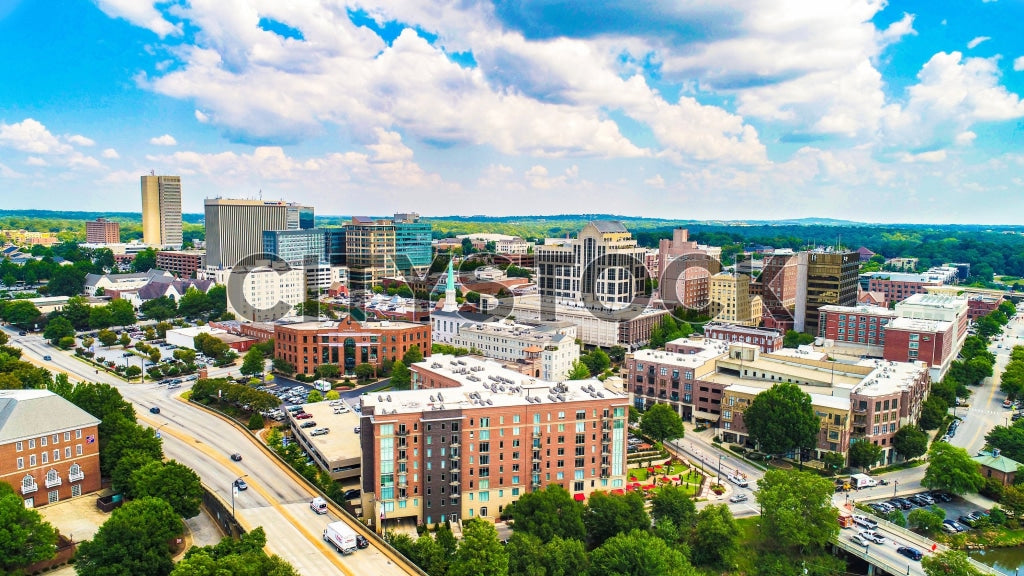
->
left=156, top=250, right=206, bottom=279
left=85, top=218, right=120, bottom=244
left=629, top=340, right=930, bottom=464
left=864, top=272, right=945, bottom=307
left=0, top=390, right=102, bottom=508
left=358, top=355, right=629, bottom=529
left=275, top=317, right=431, bottom=375
left=702, top=323, right=784, bottom=353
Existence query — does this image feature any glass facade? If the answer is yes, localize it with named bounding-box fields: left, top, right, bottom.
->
left=262, top=229, right=326, bottom=266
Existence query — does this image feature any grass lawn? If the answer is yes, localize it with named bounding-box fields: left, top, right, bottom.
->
left=625, top=465, right=704, bottom=498
left=627, top=462, right=691, bottom=481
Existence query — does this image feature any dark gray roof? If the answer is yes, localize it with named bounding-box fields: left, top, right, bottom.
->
left=0, top=390, right=101, bottom=443
left=590, top=220, right=627, bottom=233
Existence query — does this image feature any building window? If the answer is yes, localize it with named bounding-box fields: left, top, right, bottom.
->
left=48, top=490, right=59, bottom=504
left=17, top=457, right=24, bottom=470
left=15, top=441, right=22, bottom=452
left=72, top=484, right=82, bottom=497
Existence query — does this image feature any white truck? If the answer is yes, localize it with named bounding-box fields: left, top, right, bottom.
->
left=313, top=379, right=333, bottom=392
left=851, top=473, right=877, bottom=489
left=323, top=521, right=358, bottom=554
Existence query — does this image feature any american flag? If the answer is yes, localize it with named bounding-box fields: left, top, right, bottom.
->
left=86, top=435, right=96, bottom=444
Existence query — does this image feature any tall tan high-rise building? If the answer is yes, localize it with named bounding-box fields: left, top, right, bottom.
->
left=140, top=175, right=183, bottom=247
left=709, top=272, right=761, bottom=326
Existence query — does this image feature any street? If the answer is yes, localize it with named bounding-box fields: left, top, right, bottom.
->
left=5, top=327, right=413, bottom=576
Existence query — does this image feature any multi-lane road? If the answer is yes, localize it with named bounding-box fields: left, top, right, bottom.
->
left=5, top=327, right=415, bottom=576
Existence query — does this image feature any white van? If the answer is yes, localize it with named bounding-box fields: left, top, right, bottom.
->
left=310, top=497, right=328, bottom=515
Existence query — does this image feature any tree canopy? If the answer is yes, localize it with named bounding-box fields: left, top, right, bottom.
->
left=756, top=469, right=838, bottom=551
left=639, top=403, right=685, bottom=443
left=922, top=442, right=985, bottom=495
left=892, top=425, right=930, bottom=461
left=448, top=519, right=508, bottom=576
left=510, top=483, right=585, bottom=543
left=0, top=482, right=59, bottom=575
left=743, top=383, right=819, bottom=456
left=582, top=491, right=650, bottom=548
left=588, top=529, right=699, bottom=576
left=74, top=497, right=183, bottom=576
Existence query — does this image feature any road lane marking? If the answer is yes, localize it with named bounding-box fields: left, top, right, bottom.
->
left=138, top=414, right=358, bottom=576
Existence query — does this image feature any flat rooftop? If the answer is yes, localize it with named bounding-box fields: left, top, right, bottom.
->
left=887, top=317, right=953, bottom=333
left=276, top=318, right=424, bottom=331
left=458, top=322, right=570, bottom=344
left=702, top=323, right=782, bottom=337
left=899, top=293, right=968, bottom=310
left=290, top=401, right=362, bottom=463
left=853, top=358, right=929, bottom=397
left=369, top=355, right=628, bottom=416
left=632, top=345, right=728, bottom=370
left=725, top=383, right=851, bottom=411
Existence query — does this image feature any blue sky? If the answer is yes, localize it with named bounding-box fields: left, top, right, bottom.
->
left=1, top=0, right=1023, bottom=223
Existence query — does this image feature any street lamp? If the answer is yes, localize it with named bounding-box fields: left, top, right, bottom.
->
left=154, top=423, right=167, bottom=439
left=893, top=480, right=898, bottom=499
left=717, top=453, right=727, bottom=485
left=231, top=475, right=248, bottom=520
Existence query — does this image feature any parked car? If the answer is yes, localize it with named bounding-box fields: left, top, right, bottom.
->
left=295, top=413, right=314, bottom=420
left=941, top=521, right=958, bottom=534
left=300, top=421, right=318, bottom=429
left=897, top=547, right=923, bottom=561
left=959, top=515, right=979, bottom=528
left=343, top=489, right=360, bottom=501
left=310, top=427, right=330, bottom=436
left=728, top=493, right=748, bottom=503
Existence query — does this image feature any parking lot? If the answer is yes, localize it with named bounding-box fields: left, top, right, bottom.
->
left=863, top=490, right=994, bottom=534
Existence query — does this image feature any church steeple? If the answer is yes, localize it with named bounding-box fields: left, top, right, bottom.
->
left=442, top=254, right=457, bottom=312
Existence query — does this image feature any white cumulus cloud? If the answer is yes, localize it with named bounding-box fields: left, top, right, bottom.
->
left=102, top=148, right=120, bottom=159
left=66, top=134, right=95, bottom=146
left=1014, top=56, right=1024, bottom=71
left=149, top=134, right=178, bottom=146
left=967, top=36, right=991, bottom=49
left=94, top=0, right=180, bottom=38
left=0, top=119, right=71, bottom=154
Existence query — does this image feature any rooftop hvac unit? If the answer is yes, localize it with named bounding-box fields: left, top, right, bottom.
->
left=378, top=395, right=383, bottom=402
left=430, top=395, right=436, bottom=402
left=386, top=395, right=392, bottom=402
left=438, top=393, right=444, bottom=402
left=486, top=399, right=493, bottom=406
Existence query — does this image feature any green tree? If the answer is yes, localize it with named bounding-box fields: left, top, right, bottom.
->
left=908, top=506, right=946, bottom=535
left=140, top=296, right=177, bottom=322
left=448, top=518, right=508, bottom=576
left=74, top=497, right=183, bottom=576
left=355, top=363, right=376, bottom=381
left=884, top=508, right=908, bottom=527
left=922, top=549, right=985, bottom=576
left=248, top=413, right=265, bottom=430
left=133, top=460, right=204, bottom=518
left=108, top=299, right=137, bottom=327
left=848, top=440, right=884, bottom=469
left=58, top=335, right=76, bottom=349
left=566, top=360, right=592, bottom=380
left=272, top=358, right=295, bottom=374
left=987, top=423, right=1024, bottom=462
left=315, top=364, right=340, bottom=379
left=821, top=451, right=845, bottom=473
left=98, top=412, right=163, bottom=477
left=544, top=536, right=588, bottom=576
left=691, top=504, right=739, bottom=568
left=96, top=328, right=117, bottom=347
left=783, top=330, right=815, bottom=348
left=206, top=285, right=228, bottom=319
left=125, top=365, right=142, bottom=379
left=755, top=469, right=838, bottom=551
left=88, top=305, right=113, bottom=330
left=892, top=425, right=930, bottom=461
left=589, top=529, right=699, bottom=576
left=391, top=360, right=411, bottom=390
left=511, top=484, right=585, bottom=543
left=240, top=348, right=265, bottom=378
left=922, top=442, right=985, bottom=495
left=118, top=332, right=131, bottom=347
left=47, top=265, right=87, bottom=296
left=44, top=315, right=75, bottom=344
left=177, top=288, right=211, bottom=319
left=650, top=484, right=697, bottom=530
left=744, top=383, right=820, bottom=456
left=581, top=348, right=611, bottom=376
left=62, top=295, right=93, bottom=330
left=130, top=248, right=158, bottom=272
left=628, top=405, right=641, bottom=425
left=112, top=450, right=160, bottom=499
left=0, top=482, right=59, bottom=575
left=583, top=491, right=650, bottom=548
left=149, top=348, right=163, bottom=364
left=402, top=345, right=424, bottom=366
left=3, top=300, right=41, bottom=326
left=324, top=390, right=340, bottom=401
left=506, top=532, right=546, bottom=576
left=639, top=403, right=685, bottom=443
left=306, top=390, right=323, bottom=403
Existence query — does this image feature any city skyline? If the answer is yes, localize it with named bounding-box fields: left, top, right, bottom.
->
left=1, top=1, right=1023, bottom=224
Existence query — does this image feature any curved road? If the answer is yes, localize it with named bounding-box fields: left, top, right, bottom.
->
left=6, top=328, right=413, bottom=576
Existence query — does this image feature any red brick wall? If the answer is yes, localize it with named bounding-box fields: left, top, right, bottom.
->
left=0, top=424, right=102, bottom=507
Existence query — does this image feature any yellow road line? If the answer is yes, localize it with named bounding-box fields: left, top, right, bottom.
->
left=138, top=414, right=356, bottom=576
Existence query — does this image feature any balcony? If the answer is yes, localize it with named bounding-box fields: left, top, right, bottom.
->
left=398, top=480, right=408, bottom=488
left=450, top=441, right=460, bottom=448
left=450, top=493, right=460, bottom=499
left=670, top=394, right=680, bottom=402
left=634, top=386, right=643, bottom=395
left=449, top=480, right=460, bottom=487
left=601, top=436, right=611, bottom=444
left=397, top=455, right=408, bottom=462
left=21, top=482, right=38, bottom=495
left=45, top=475, right=62, bottom=489
left=396, top=429, right=409, bottom=436
left=450, top=466, right=460, bottom=473
left=646, top=388, right=655, bottom=396
left=69, top=469, right=85, bottom=483
left=532, top=430, right=542, bottom=438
